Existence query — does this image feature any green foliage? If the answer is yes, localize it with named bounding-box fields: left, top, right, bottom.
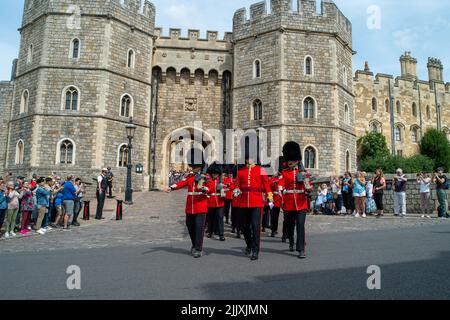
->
left=357, top=132, right=390, bottom=161
left=420, top=129, right=450, bottom=171
left=360, top=154, right=434, bottom=174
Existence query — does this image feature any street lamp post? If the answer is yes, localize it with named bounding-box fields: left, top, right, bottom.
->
left=125, top=118, right=137, bottom=205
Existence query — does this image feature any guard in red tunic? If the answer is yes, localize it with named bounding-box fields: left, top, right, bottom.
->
left=222, top=166, right=234, bottom=225
left=166, top=148, right=209, bottom=258
left=234, top=137, right=273, bottom=261
left=278, top=142, right=312, bottom=259
left=205, top=163, right=226, bottom=241
left=230, top=164, right=243, bottom=238
left=268, top=171, right=283, bottom=238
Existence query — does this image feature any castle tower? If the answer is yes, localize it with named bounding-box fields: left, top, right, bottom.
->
left=400, top=51, right=417, bottom=80
left=232, top=0, right=355, bottom=175
left=427, top=57, right=444, bottom=82
left=7, top=0, right=155, bottom=189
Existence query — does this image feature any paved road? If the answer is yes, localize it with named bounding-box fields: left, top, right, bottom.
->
left=1, top=222, right=449, bottom=300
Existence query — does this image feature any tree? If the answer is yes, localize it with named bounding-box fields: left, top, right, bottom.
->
left=357, top=132, right=390, bottom=161
left=420, top=129, right=450, bottom=172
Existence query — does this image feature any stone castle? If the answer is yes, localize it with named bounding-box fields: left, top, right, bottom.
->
left=0, top=0, right=449, bottom=190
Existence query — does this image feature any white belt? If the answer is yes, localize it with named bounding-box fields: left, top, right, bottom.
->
left=285, top=190, right=305, bottom=194
left=210, top=193, right=221, bottom=196
left=188, top=192, right=204, bottom=196
left=273, top=192, right=281, bottom=196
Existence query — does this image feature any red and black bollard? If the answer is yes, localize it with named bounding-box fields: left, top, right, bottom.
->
left=83, top=201, right=90, bottom=220
left=116, top=200, right=123, bottom=221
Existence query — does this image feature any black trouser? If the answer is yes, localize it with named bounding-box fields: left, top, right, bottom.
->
left=73, top=198, right=83, bottom=223
left=285, top=211, right=307, bottom=252
left=0, top=209, right=6, bottom=230
left=207, top=207, right=225, bottom=236
left=282, top=212, right=288, bottom=238
left=108, top=182, right=113, bottom=197
left=186, top=214, right=206, bottom=252
left=241, top=208, right=262, bottom=253
left=224, top=199, right=231, bottom=223
left=96, top=191, right=106, bottom=219
left=231, top=206, right=241, bottom=233
left=270, top=207, right=281, bottom=233
left=262, top=206, right=271, bottom=229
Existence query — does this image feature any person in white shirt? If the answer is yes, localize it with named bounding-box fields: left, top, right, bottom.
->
left=417, top=173, right=431, bottom=217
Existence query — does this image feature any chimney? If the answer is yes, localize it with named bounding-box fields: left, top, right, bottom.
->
left=427, top=57, right=444, bottom=82
left=400, top=51, right=417, bottom=80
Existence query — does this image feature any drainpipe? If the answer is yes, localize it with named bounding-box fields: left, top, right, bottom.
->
left=389, top=79, right=396, bottom=156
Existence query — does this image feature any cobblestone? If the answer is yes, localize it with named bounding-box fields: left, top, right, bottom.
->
left=1, top=191, right=449, bottom=254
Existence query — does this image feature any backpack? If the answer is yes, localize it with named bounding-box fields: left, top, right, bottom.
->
left=444, top=177, right=450, bottom=190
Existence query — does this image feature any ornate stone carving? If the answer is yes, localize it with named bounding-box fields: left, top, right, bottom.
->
left=184, top=98, right=197, bottom=112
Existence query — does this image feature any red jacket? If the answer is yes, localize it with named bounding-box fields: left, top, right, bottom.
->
left=171, top=174, right=209, bottom=214
left=223, top=176, right=234, bottom=200
left=278, top=168, right=312, bottom=212
left=236, top=165, right=272, bottom=209
left=205, top=178, right=225, bottom=208
left=265, top=176, right=283, bottom=208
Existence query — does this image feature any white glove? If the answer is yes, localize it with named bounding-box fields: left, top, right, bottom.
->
left=269, top=202, right=274, bottom=210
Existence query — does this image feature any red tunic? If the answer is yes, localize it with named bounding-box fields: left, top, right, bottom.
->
left=265, top=176, right=283, bottom=208
left=205, top=178, right=225, bottom=208
left=278, top=168, right=311, bottom=212
left=236, top=165, right=272, bottom=209
left=171, top=174, right=209, bottom=214
left=223, top=177, right=234, bottom=200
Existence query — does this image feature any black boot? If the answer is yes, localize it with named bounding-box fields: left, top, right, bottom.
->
left=251, top=251, right=259, bottom=261
left=289, top=245, right=295, bottom=252
left=270, top=232, right=276, bottom=238
left=219, top=236, right=226, bottom=242
left=281, top=235, right=287, bottom=243
left=236, top=232, right=241, bottom=239
left=244, top=247, right=252, bottom=256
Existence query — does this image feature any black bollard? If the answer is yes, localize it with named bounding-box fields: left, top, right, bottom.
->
left=116, top=200, right=123, bottom=221
left=83, top=201, right=90, bottom=220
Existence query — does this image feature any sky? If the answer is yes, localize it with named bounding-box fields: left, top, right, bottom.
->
left=0, top=0, right=449, bottom=82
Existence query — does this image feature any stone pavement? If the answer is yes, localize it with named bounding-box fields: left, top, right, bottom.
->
left=0, top=191, right=449, bottom=254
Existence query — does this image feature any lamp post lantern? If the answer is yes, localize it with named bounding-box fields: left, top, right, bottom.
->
left=125, top=118, right=137, bottom=205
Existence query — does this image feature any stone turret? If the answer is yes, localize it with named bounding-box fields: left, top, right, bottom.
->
left=427, top=57, right=444, bottom=82
left=400, top=51, right=417, bottom=80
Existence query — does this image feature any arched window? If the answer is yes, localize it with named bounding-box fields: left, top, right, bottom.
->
left=304, top=146, right=317, bottom=169
left=27, top=44, right=33, bottom=64
left=344, top=104, right=350, bottom=124
left=127, top=49, right=135, bottom=69
left=120, top=94, right=133, bottom=118
left=396, top=101, right=401, bottom=114
left=412, top=103, right=418, bottom=117
left=305, top=56, right=313, bottom=76
left=369, top=121, right=382, bottom=133
left=395, top=124, right=403, bottom=142
left=20, top=90, right=29, bottom=114
left=385, top=99, right=390, bottom=113
left=345, top=150, right=350, bottom=172
left=71, top=38, right=80, bottom=59
left=411, top=126, right=419, bottom=143
left=426, top=105, right=431, bottom=119
left=64, top=86, right=79, bottom=111
left=303, top=97, right=315, bottom=119
left=371, top=97, right=378, bottom=112
left=59, top=139, right=74, bottom=165
left=15, top=140, right=24, bottom=165
left=253, top=99, right=263, bottom=121
left=180, top=68, right=190, bottom=85
left=253, top=60, right=261, bottom=79
left=118, top=144, right=129, bottom=167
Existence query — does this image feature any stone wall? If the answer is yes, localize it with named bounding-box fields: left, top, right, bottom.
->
left=0, top=82, right=14, bottom=174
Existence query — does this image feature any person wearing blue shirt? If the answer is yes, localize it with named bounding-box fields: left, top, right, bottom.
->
left=0, top=181, right=8, bottom=237
left=62, top=176, right=77, bottom=230
left=35, top=178, right=51, bottom=235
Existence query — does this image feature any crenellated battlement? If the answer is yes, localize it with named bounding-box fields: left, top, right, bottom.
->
left=154, top=28, right=233, bottom=43
left=233, top=0, right=351, bottom=45
left=21, top=0, right=155, bottom=34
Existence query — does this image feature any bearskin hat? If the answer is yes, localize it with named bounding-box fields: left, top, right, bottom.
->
left=207, top=162, right=223, bottom=175
left=282, top=141, right=302, bottom=162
